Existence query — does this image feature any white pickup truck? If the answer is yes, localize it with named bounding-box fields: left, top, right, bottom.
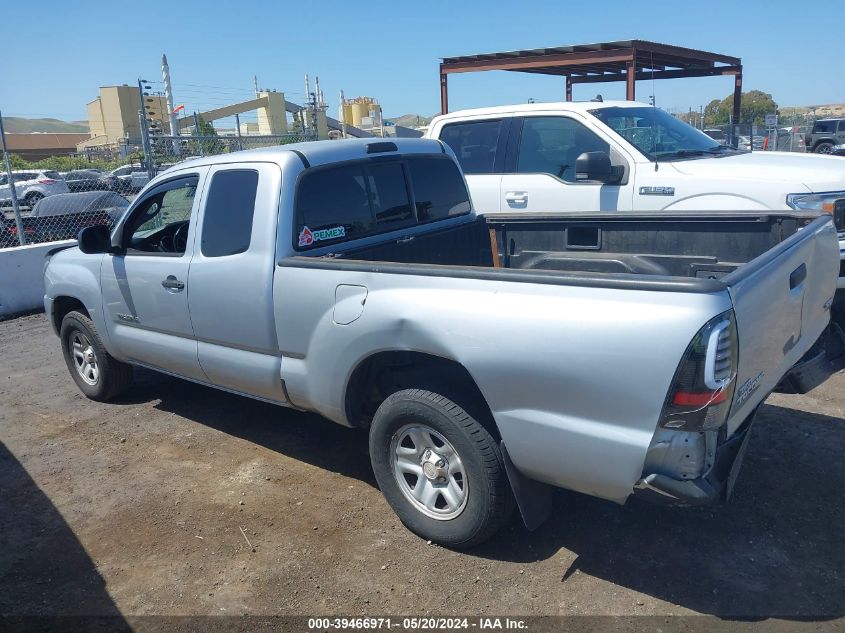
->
left=425, top=101, right=845, bottom=297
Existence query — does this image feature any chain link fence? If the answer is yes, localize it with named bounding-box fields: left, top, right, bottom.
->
left=1, top=132, right=310, bottom=248
left=700, top=123, right=809, bottom=153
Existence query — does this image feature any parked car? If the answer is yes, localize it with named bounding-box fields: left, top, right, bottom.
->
left=425, top=102, right=845, bottom=298
left=737, top=135, right=765, bottom=151
left=832, top=144, right=845, bottom=157
left=62, top=169, right=118, bottom=193
left=0, top=169, right=69, bottom=209
left=44, top=138, right=842, bottom=547
left=108, top=165, right=141, bottom=193
left=130, top=164, right=174, bottom=192
left=0, top=213, right=36, bottom=247
left=804, top=118, right=845, bottom=154
left=30, top=191, right=130, bottom=242
left=703, top=128, right=727, bottom=144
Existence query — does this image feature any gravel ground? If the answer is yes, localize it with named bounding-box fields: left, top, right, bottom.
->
left=0, top=313, right=842, bottom=624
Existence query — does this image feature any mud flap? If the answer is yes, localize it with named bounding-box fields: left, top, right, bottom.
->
left=501, top=442, right=552, bottom=531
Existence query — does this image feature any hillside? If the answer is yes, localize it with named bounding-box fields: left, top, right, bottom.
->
left=3, top=117, right=89, bottom=133
left=780, top=103, right=845, bottom=119
left=385, top=113, right=435, bottom=128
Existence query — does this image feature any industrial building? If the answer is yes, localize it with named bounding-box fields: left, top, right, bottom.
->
left=4, top=133, right=90, bottom=160
left=79, top=85, right=168, bottom=150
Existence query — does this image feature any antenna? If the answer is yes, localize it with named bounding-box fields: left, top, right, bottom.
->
left=650, top=50, right=656, bottom=108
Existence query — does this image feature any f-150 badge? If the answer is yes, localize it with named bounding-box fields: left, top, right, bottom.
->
left=639, top=186, right=675, bottom=196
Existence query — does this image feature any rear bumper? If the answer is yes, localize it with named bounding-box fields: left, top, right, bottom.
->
left=633, top=413, right=755, bottom=506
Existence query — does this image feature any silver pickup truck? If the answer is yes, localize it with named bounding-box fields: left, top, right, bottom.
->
left=44, top=138, right=843, bottom=547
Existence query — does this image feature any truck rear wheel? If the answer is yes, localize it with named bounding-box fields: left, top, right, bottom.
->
left=814, top=141, right=833, bottom=154
left=60, top=311, right=133, bottom=401
left=369, top=389, right=513, bottom=548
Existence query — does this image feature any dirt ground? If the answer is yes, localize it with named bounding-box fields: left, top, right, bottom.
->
left=0, top=313, right=843, bottom=624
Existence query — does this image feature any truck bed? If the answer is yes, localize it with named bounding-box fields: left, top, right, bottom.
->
left=335, top=212, right=813, bottom=284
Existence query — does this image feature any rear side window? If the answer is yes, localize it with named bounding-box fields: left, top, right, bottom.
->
left=201, top=170, right=258, bottom=257
left=439, top=119, right=503, bottom=174
left=296, top=161, right=412, bottom=249
left=43, top=171, right=62, bottom=180
left=407, top=156, right=471, bottom=221
left=813, top=121, right=836, bottom=134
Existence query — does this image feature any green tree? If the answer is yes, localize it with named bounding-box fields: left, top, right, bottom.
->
left=189, top=115, right=225, bottom=156
left=706, top=91, right=778, bottom=125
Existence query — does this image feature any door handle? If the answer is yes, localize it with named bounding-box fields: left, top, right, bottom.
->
left=505, top=191, right=528, bottom=205
left=789, top=263, right=806, bottom=290
left=161, top=275, right=185, bottom=291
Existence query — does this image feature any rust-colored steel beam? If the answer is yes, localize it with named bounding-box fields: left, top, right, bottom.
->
left=440, top=49, right=634, bottom=74
left=732, top=71, right=743, bottom=125
left=570, top=65, right=742, bottom=84
left=631, top=40, right=740, bottom=66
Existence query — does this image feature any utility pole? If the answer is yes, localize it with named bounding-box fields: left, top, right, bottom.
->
left=235, top=113, right=243, bottom=151
left=304, top=74, right=311, bottom=137
left=161, top=53, right=181, bottom=158
left=339, top=90, right=347, bottom=139
left=0, top=111, right=26, bottom=245
left=137, top=78, right=155, bottom=180
left=193, top=112, right=204, bottom=157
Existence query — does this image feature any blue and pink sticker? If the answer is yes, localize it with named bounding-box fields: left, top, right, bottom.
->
left=298, top=225, right=346, bottom=247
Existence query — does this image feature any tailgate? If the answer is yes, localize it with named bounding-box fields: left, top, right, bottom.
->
left=724, top=216, right=839, bottom=434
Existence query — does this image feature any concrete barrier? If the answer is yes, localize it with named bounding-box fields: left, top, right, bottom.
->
left=0, top=240, right=75, bottom=319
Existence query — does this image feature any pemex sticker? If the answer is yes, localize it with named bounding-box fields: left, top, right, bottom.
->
left=298, top=225, right=345, bottom=247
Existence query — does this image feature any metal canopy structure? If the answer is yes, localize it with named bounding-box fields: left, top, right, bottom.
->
left=439, top=39, right=742, bottom=121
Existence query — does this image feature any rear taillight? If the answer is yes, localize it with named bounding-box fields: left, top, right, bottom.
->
left=37, top=178, right=58, bottom=184
left=659, top=311, right=738, bottom=432
left=7, top=226, right=34, bottom=235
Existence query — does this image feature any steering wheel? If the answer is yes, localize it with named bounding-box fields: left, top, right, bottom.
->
left=172, top=223, right=189, bottom=253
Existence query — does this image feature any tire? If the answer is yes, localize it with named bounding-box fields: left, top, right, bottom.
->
left=24, top=192, right=44, bottom=209
left=60, top=310, right=133, bottom=401
left=369, top=389, right=514, bottom=548
left=814, top=141, right=833, bottom=154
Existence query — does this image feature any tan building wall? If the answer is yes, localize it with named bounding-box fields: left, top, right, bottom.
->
left=84, top=85, right=168, bottom=146
left=257, top=91, right=288, bottom=135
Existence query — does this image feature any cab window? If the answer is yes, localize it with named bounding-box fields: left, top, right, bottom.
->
left=124, top=176, right=198, bottom=255
left=517, top=117, right=610, bottom=182
left=295, top=161, right=412, bottom=249
left=439, top=119, right=503, bottom=174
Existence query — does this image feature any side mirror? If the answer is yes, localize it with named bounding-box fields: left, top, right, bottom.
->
left=575, top=151, right=622, bottom=184
left=77, top=224, right=111, bottom=254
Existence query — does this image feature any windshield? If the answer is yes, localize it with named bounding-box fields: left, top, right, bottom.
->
left=590, top=106, right=738, bottom=161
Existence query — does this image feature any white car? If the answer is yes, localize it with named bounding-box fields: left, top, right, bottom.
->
left=426, top=101, right=845, bottom=288
left=0, top=169, right=70, bottom=208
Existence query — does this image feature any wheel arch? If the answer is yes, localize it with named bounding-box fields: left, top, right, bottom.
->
left=344, top=350, right=500, bottom=441
left=812, top=138, right=835, bottom=151
left=51, top=295, right=89, bottom=334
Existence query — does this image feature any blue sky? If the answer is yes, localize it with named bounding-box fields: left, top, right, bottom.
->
left=0, top=0, right=841, bottom=124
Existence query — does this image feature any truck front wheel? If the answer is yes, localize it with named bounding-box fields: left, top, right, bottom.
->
left=369, top=389, right=513, bottom=548
left=60, top=311, right=133, bottom=401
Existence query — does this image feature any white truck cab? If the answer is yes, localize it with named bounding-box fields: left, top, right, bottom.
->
left=426, top=101, right=845, bottom=284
